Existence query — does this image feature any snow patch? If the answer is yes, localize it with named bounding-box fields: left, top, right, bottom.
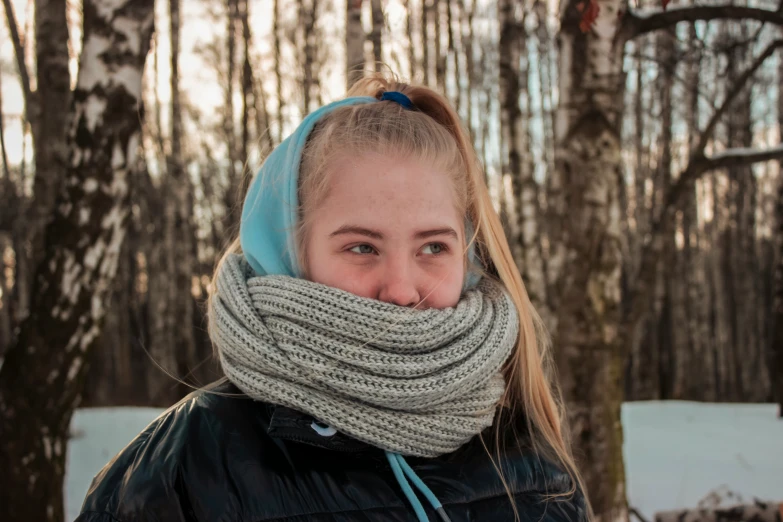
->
left=64, top=402, right=783, bottom=521
left=66, top=407, right=164, bottom=520
left=623, top=401, right=783, bottom=519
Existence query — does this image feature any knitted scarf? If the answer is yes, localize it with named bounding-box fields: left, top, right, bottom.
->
left=211, top=253, right=519, bottom=458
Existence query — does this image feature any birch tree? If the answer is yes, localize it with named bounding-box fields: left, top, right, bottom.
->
left=27, top=0, right=71, bottom=307
left=0, top=0, right=155, bottom=519
left=299, top=0, right=319, bottom=114
left=498, top=0, right=548, bottom=315
left=773, top=51, right=783, bottom=416
left=274, top=0, right=284, bottom=140
left=346, top=0, right=365, bottom=88
left=1, top=0, right=70, bottom=322
left=553, top=0, right=783, bottom=518
left=370, top=0, right=383, bottom=67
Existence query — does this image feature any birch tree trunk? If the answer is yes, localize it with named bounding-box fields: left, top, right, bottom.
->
left=534, top=0, right=555, bottom=180
left=0, top=66, right=13, bottom=353
left=404, top=0, right=414, bottom=79
left=13, top=0, right=71, bottom=325
left=680, top=22, right=713, bottom=401
left=656, top=28, right=677, bottom=400
left=421, top=0, right=431, bottom=85
left=626, top=37, right=648, bottom=400
left=434, top=0, right=446, bottom=90
left=446, top=0, right=460, bottom=112
left=461, top=0, right=476, bottom=136
left=224, top=0, right=239, bottom=189
left=274, top=0, right=284, bottom=141
left=726, top=33, right=762, bottom=400
left=0, top=0, right=154, bottom=519
left=146, top=33, right=176, bottom=403
left=168, top=0, right=197, bottom=399
left=299, top=0, right=318, bottom=114
left=346, top=0, right=365, bottom=89
left=370, top=0, right=383, bottom=68
left=553, top=0, right=628, bottom=518
left=221, top=0, right=241, bottom=235
left=498, top=0, right=548, bottom=318
left=29, top=0, right=70, bottom=250
left=240, top=0, right=252, bottom=170
left=710, top=171, right=730, bottom=401
left=772, top=49, right=783, bottom=415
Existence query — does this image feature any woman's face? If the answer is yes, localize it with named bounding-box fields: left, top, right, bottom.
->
left=304, top=153, right=466, bottom=309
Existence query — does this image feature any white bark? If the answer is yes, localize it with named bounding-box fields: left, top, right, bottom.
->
left=553, top=0, right=628, bottom=518
left=346, top=0, right=365, bottom=89
left=0, top=1, right=154, bottom=519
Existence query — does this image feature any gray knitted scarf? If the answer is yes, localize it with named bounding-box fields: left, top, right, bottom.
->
left=211, top=253, right=519, bottom=457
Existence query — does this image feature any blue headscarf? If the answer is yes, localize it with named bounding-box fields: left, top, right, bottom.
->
left=239, top=95, right=480, bottom=290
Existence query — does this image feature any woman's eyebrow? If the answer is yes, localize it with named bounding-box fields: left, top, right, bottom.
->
left=329, top=225, right=458, bottom=241
left=414, top=228, right=459, bottom=241
left=329, top=225, right=384, bottom=239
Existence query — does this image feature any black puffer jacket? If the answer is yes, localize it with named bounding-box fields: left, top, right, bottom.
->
left=76, top=381, right=586, bottom=522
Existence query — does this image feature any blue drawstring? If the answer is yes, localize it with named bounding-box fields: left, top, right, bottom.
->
left=385, top=451, right=452, bottom=522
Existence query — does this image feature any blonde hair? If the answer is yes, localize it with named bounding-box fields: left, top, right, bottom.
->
left=208, top=74, right=589, bottom=516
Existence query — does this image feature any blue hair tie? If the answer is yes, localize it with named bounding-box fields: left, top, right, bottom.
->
left=380, top=91, right=416, bottom=110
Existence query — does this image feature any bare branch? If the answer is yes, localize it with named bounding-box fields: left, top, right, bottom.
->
left=1, top=0, right=33, bottom=122
left=623, top=36, right=783, bottom=375
left=696, top=38, right=783, bottom=155
left=622, top=5, right=783, bottom=41
left=696, top=144, right=783, bottom=173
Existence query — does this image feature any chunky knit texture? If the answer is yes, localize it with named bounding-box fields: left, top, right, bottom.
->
left=211, top=254, right=519, bottom=457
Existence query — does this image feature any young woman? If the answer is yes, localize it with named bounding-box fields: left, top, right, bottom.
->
left=76, top=76, right=588, bottom=522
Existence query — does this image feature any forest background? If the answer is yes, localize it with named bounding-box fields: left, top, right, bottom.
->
left=0, top=0, right=782, bottom=520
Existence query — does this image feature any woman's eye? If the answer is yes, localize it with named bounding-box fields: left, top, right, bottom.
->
left=349, top=244, right=375, bottom=255
left=422, top=243, right=447, bottom=255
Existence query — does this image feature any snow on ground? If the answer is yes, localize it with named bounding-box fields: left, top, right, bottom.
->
left=66, top=407, right=163, bottom=521
left=66, top=402, right=783, bottom=521
left=622, top=401, right=783, bottom=518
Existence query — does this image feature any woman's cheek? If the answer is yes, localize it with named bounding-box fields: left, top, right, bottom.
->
left=324, top=262, right=376, bottom=298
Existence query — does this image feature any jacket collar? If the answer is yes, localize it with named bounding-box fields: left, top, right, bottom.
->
left=266, top=403, right=375, bottom=453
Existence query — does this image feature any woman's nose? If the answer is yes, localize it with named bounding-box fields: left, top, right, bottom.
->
left=377, top=259, right=420, bottom=307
